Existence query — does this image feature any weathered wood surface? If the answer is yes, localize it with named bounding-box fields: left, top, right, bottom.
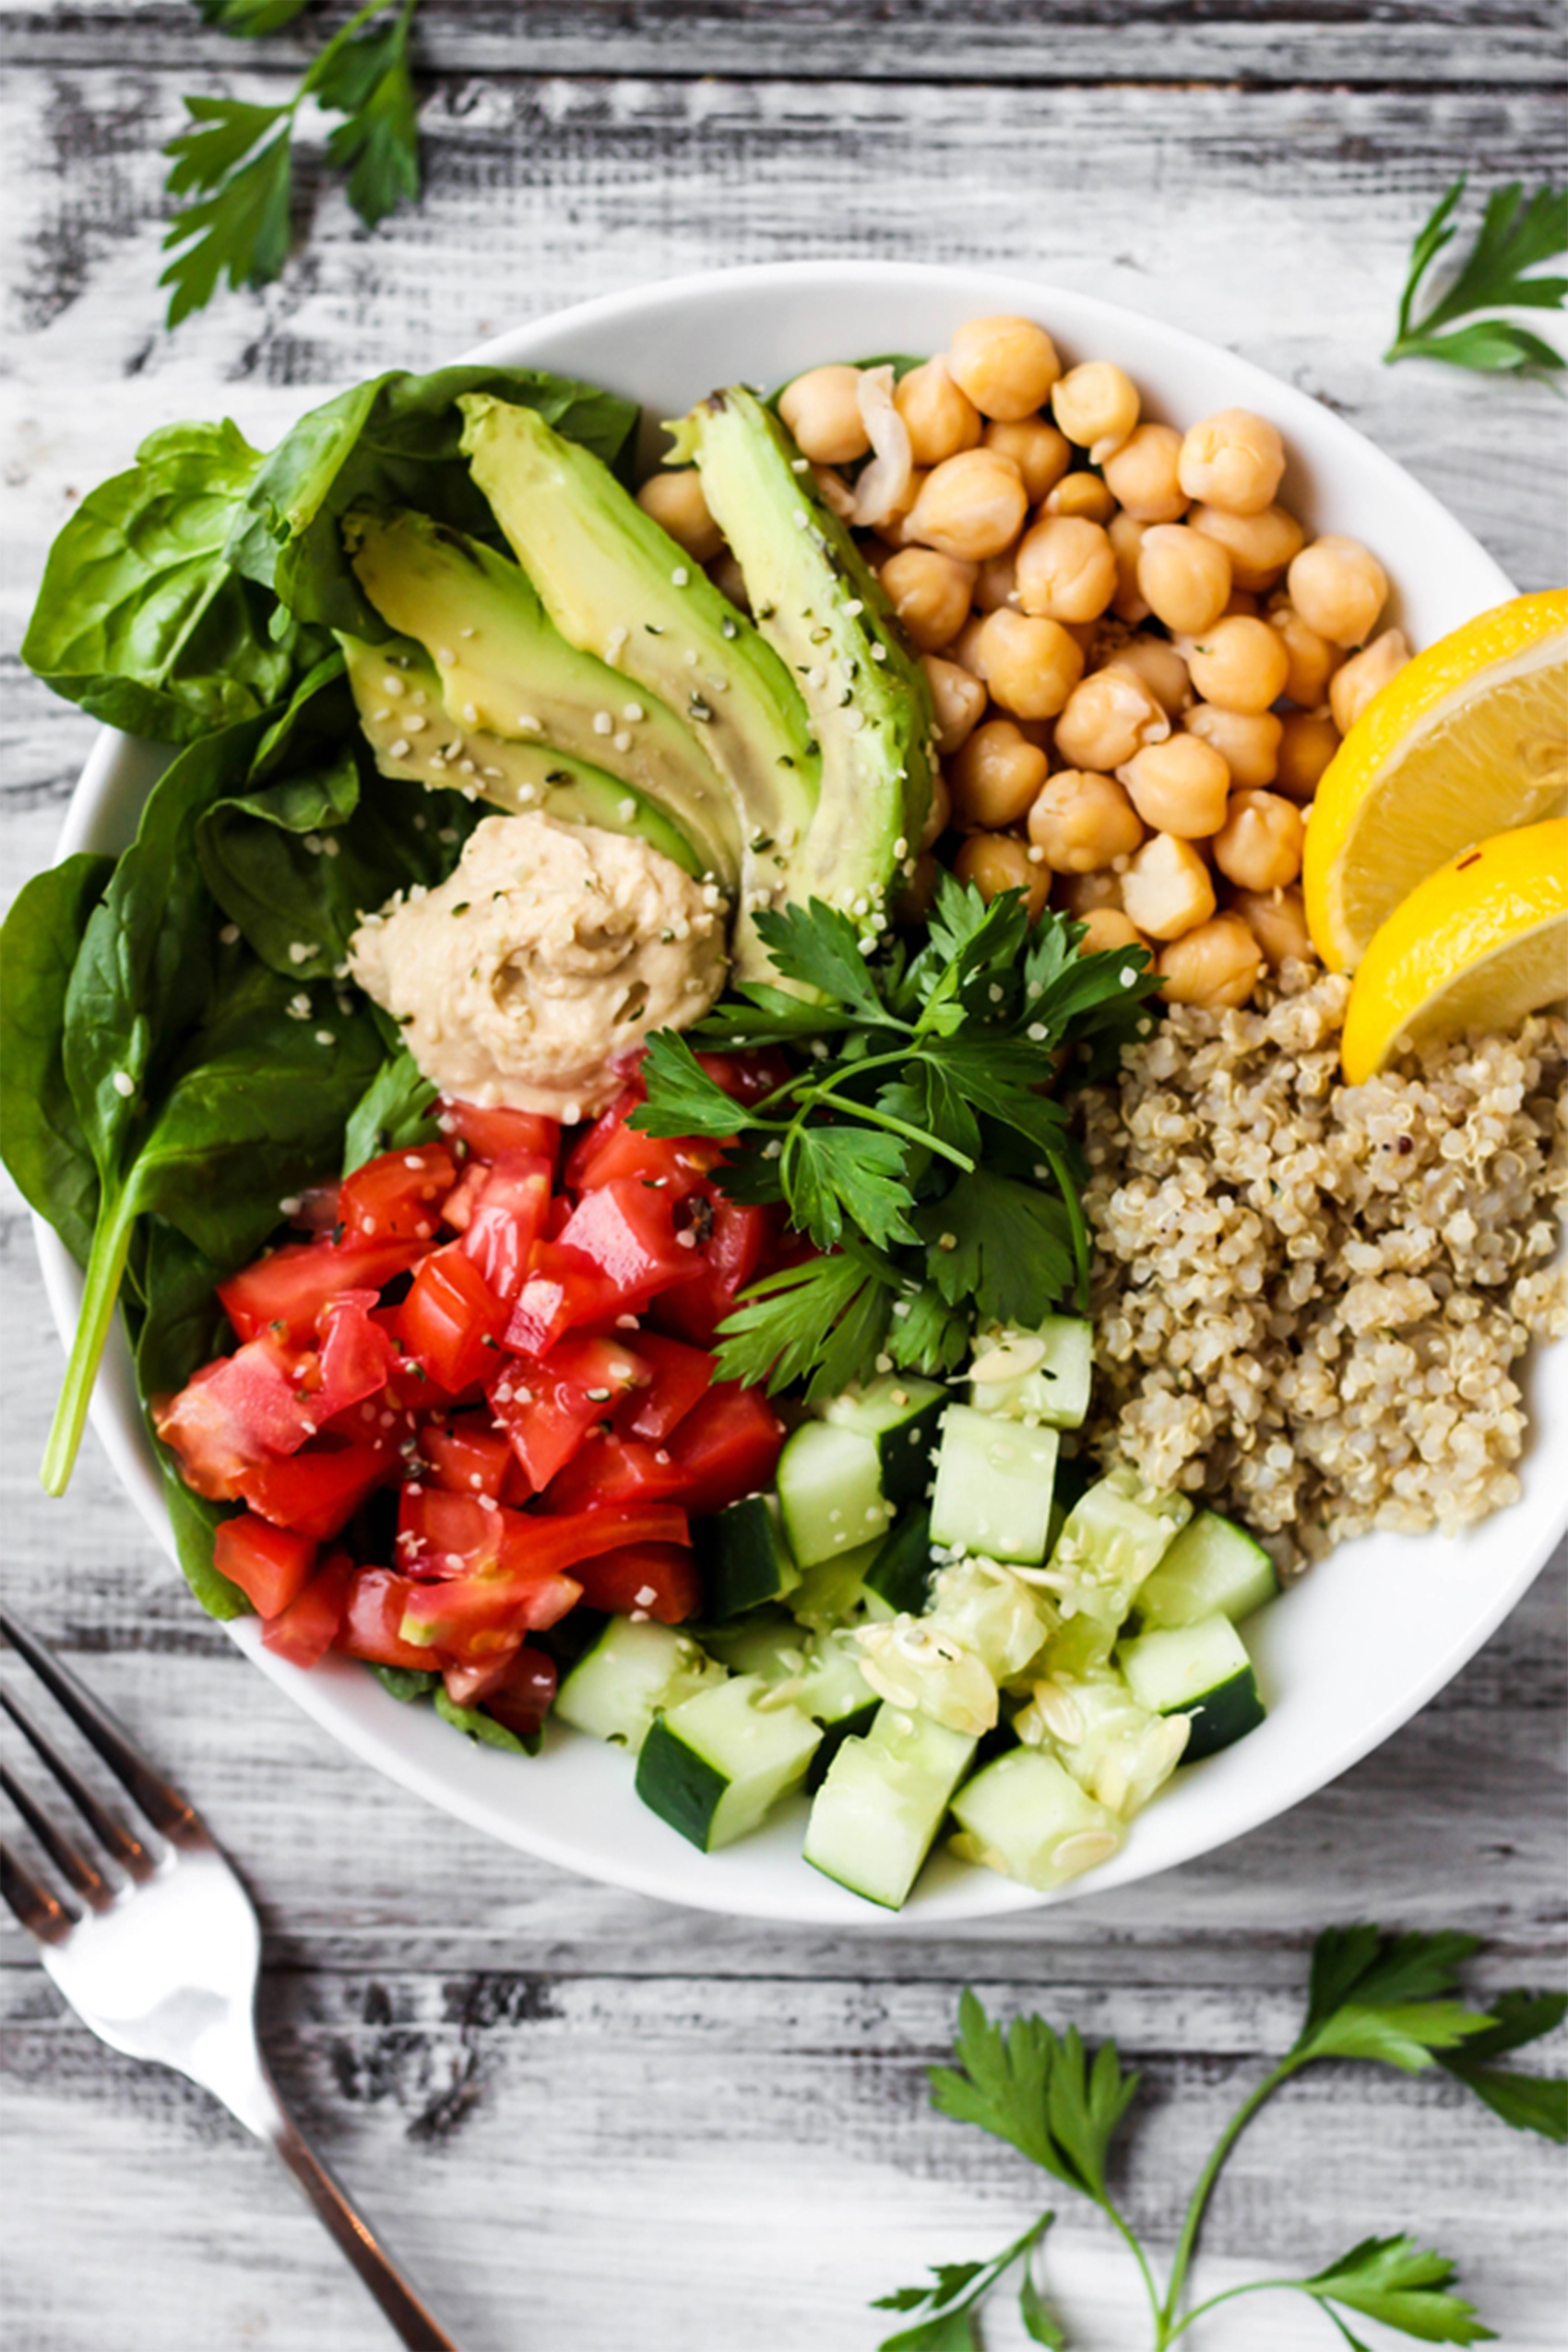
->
left=2, top=13, right=1566, bottom=2349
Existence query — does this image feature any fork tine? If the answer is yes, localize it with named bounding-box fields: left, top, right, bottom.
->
left=0, top=1610, right=199, bottom=1843
left=0, top=1838, right=74, bottom=1944
left=0, top=1762, right=115, bottom=1907
left=0, top=1685, right=154, bottom=1878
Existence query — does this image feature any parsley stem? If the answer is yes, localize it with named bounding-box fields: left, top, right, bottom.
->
left=1098, top=2197, right=1164, bottom=2337
left=1157, top=2056, right=1301, bottom=2338
left=804, top=1083, right=975, bottom=1168
left=1160, top=2276, right=1301, bottom=2342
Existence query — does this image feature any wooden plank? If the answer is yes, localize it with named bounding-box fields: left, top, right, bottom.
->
left=0, top=0, right=1562, bottom=86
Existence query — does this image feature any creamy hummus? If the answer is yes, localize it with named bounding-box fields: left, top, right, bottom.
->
left=349, top=811, right=728, bottom=1120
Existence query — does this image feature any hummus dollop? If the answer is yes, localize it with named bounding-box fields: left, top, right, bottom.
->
left=349, top=811, right=728, bottom=1120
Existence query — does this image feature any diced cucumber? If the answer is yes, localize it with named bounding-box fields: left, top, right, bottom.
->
left=1119, top=1614, right=1265, bottom=1762
left=949, top=1747, right=1123, bottom=1891
left=694, top=1492, right=801, bottom=1621
left=704, top=1617, right=876, bottom=1743
left=777, top=1421, right=895, bottom=1568
left=1047, top=1465, right=1192, bottom=1632
left=929, top=1405, right=1059, bottom=1566
left=927, top=1557, right=1053, bottom=1683
left=824, top=1373, right=946, bottom=1506
left=803, top=1703, right=977, bottom=1909
left=789, top=1535, right=887, bottom=1633
left=1014, top=1669, right=1189, bottom=1817
left=1135, top=1511, right=1279, bottom=1629
left=861, top=1508, right=940, bottom=1617
left=855, top=1615, right=999, bottom=1739
left=635, top=1674, right=821, bottom=1849
left=554, top=1617, right=724, bottom=1752
left=968, top=1318, right=1094, bottom=1430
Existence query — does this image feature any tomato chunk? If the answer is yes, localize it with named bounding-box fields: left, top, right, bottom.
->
left=489, top=1335, right=649, bottom=1492
left=438, top=1097, right=560, bottom=1172
left=647, top=1191, right=773, bottom=1347
left=422, top=1417, right=514, bottom=1502
left=219, top=1233, right=428, bottom=1348
left=397, top=1485, right=504, bottom=1576
left=314, top=1292, right=399, bottom=1420
left=400, top=1567, right=582, bottom=1657
left=570, top=1540, right=702, bottom=1624
left=554, top=1179, right=701, bottom=1309
left=214, top=1512, right=317, bottom=1617
left=261, top=1553, right=355, bottom=1668
left=153, top=1337, right=321, bottom=1500
left=235, top=1441, right=390, bottom=1541
left=458, top=1150, right=553, bottom=1302
left=617, top=1331, right=716, bottom=1442
left=665, top=1383, right=786, bottom=1515
left=468, top=1646, right=557, bottom=1739
left=396, top=1245, right=509, bottom=1394
left=339, top=1569, right=434, bottom=1669
left=338, top=1144, right=457, bottom=1245
left=540, top=1435, right=689, bottom=1515
left=504, top=1241, right=622, bottom=1356
left=692, top=1048, right=795, bottom=1105
left=565, top=1082, right=723, bottom=1196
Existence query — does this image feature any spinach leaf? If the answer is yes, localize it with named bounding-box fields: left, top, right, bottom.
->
left=225, top=364, right=641, bottom=638
left=343, top=1047, right=441, bottom=1171
left=133, top=1220, right=250, bottom=1620
left=0, top=852, right=114, bottom=1265
left=434, top=1688, right=537, bottom=1754
left=374, top=1665, right=440, bottom=1702
left=19, top=421, right=306, bottom=742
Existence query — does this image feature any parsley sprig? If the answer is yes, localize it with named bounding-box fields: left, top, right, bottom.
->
left=1385, top=176, right=1567, bottom=375
left=161, top=0, right=423, bottom=328
left=633, top=880, right=1158, bottom=1400
left=873, top=1925, right=1566, bottom=2350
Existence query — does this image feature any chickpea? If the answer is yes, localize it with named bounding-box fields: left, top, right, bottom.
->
left=636, top=469, right=725, bottom=564
left=778, top=364, right=870, bottom=466
left=1104, top=634, right=1192, bottom=719
left=1268, top=600, right=1342, bottom=707
left=947, top=315, right=1062, bottom=422
left=1186, top=614, right=1290, bottom=714
left=1274, top=711, right=1340, bottom=804
left=1027, top=769, right=1146, bottom=872
left=1051, top=362, right=1140, bottom=459
left=1120, top=733, right=1230, bottom=838
left=919, top=765, right=953, bottom=849
left=1056, top=867, right=1123, bottom=916
left=1177, top=409, right=1286, bottom=517
left=1054, top=668, right=1170, bottom=772
left=948, top=612, right=991, bottom=676
left=1158, top=913, right=1265, bottom=1007
left=906, top=448, right=1028, bottom=562
left=707, top=550, right=751, bottom=612
left=896, top=356, right=984, bottom=467
left=954, top=829, right=1051, bottom=916
left=880, top=547, right=978, bottom=653
left=1188, top=501, right=1304, bottom=591
left=1101, top=422, right=1189, bottom=523
left=1212, top=788, right=1305, bottom=892
left=950, top=719, right=1050, bottom=827
left=1122, top=832, right=1217, bottom=941
left=894, top=851, right=941, bottom=924
left=973, top=548, right=1020, bottom=613
left=1229, top=884, right=1313, bottom=968
left=1136, top=524, right=1232, bottom=636
left=1015, top=514, right=1118, bottom=624
left=1044, top=473, right=1118, bottom=525
left=1286, top=534, right=1389, bottom=647
left=1329, top=627, right=1410, bottom=734
left=1076, top=907, right=1148, bottom=957
left=921, top=653, right=988, bottom=755
left=1108, top=510, right=1151, bottom=624
left=974, top=611, right=1086, bottom=721
left=983, top=418, right=1071, bottom=504
left=1184, top=702, right=1283, bottom=790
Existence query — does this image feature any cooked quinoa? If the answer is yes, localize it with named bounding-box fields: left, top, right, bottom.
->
left=1078, top=966, right=1568, bottom=1572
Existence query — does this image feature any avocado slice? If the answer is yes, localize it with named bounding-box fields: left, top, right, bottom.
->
left=342, top=507, right=742, bottom=890
left=671, top=386, right=935, bottom=930
left=458, top=394, right=820, bottom=980
left=341, top=634, right=710, bottom=878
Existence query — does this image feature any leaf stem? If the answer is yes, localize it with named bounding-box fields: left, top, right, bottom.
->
left=804, top=1083, right=976, bottom=1168
left=1161, top=2276, right=1300, bottom=2342
left=1158, top=2057, right=1301, bottom=2337
left=40, top=1186, right=136, bottom=1497
left=1099, top=2196, right=1165, bottom=2338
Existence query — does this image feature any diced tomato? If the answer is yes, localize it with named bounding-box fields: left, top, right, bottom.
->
left=554, top=1179, right=701, bottom=1310
left=693, top=1048, right=795, bottom=1106
left=235, top=1441, right=391, bottom=1541
left=422, top=1417, right=514, bottom=1503
left=458, top=1151, right=553, bottom=1302
left=397, top=1484, right=504, bottom=1577
left=617, top=1331, right=716, bottom=1442
left=400, top=1567, right=582, bottom=1657
left=491, top=1498, right=690, bottom=1580
left=396, top=1244, right=509, bottom=1394
left=467, top=1646, right=557, bottom=1740
left=437, top=1097, right=560, bottom=1172
left=439, top=1160, right=491, bottom=1233
left=314, top=1292, right=399, bottom=1420
left=219, top=1232, right=427, bottom=1348
left=649, top=1190, right=774, bottom=1347
left=338, top=1569, right=434, bottom=1669
left=213, top=1511, right=317, bottom=1618
left=504, top=1241, right=622, bottom=1356
left=665, top=1382, right=786, bottom=1514
left=571, top=1540, right=702, bottom=1624
left=489, top=1335, right=649, bottom=1491
left=261, top=1553, right=355, bottom=1669
left=153, top=1336, right=321, bottom=1500
left=338, top=1144, right=457, bottom=1245
left=565, top=1083, right=723, bottom=1196
left=540, top=1435, right=689, bottom=1515
left=441, top=1644, right=526, bottom=1707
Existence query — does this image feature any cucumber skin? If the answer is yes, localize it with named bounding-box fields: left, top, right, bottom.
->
left=695, top=1495, right=801, bottom=1622
left=863, top=1509, right=939, bottom=1616
left=805, top=1699, right=881, bottom=1791
left=635, top=1715, right=729, bottom=1850
left=1178, top=1669, right=1266, bottom=1762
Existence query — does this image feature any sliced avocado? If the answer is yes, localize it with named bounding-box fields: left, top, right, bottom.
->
left=342, top=507, right=741, bottom=888
left=671, top=386, right=934, bottom=931
left=340, top=634, right=709, bottom=877
left=458, top=394, right=819, bottom=979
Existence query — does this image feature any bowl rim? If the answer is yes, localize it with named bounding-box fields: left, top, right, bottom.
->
left=35, top=257, right=1562, bottom=1928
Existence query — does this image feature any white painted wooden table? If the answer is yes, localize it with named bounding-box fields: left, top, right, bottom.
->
left=1, top=8, right=1564, bottom=2346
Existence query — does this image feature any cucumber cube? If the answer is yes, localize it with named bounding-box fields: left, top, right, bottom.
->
left=778, top=1421, right=895, bottom=1567
left=824, top=1373, right=947, bottom=1505
left=1135, top=1511, right=1278, bottom=1629
left=636, top=1674, right=822, bottom=1849
left=930, top=1405, right=1059, bottom=1565
left=695, top=1492, right=801, bottom=1621
left=1119, top=1615, right=1265, bottom=1761
left=968, top=1318, right=1094, bottom=1429
left=555, top=1618, right=724, bottom=1752
left=804, top=1703, right=977, bottom=1909
left=949, top=1748, right=1123, bottom=1891
left=1050, top=1466, right=1192, bottom=1630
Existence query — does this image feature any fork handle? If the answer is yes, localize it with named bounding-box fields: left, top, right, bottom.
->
left=241, top=2072, right=463, bottom=2349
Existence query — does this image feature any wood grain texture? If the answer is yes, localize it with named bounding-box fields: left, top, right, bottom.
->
left=2, top=22, right=1566, bottom=2352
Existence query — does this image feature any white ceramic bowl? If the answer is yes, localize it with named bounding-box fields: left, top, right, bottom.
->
left=39, top=262, right=1564, bottom=1926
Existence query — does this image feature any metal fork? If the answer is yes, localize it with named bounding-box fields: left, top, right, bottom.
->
left=0, top=1608, right=462, bottom=2350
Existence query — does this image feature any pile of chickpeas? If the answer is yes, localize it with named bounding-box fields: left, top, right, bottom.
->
left=637, top=315, right=1410, bottom=1010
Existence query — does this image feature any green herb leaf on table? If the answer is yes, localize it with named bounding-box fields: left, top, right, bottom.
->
left=1302, top=2236, right=1494, bottom=2346
left=196, top=0, right=313, bottom=32
left=1385, top=176, right=1568, bottom=374
left=317, top=2, right=422, bottom=230
left=873, top=2222, right=1055, bottom=2352
left=1294, top=1925, right=1498, bottom=2072
left=1435, top=1990, right=1568, bottom=2142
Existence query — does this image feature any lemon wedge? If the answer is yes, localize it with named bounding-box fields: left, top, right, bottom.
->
left=1304, top=590, right=1568, bottom=971
left=1340, top=818, right=1568, bottom=1083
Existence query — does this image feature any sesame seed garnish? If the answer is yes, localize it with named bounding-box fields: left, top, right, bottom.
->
left=111, top=1070, right=136, bottom=1099
left=219, top=923, right=241, bottom=945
